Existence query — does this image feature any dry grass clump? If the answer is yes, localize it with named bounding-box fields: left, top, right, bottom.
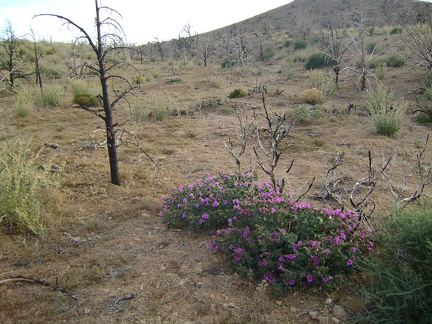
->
left=0, top=141, right=62, bottom=235
left=300, top=88, right=324, bottom=104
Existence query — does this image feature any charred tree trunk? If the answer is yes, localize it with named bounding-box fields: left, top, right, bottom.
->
left=95, top=1, right=120, bottom=185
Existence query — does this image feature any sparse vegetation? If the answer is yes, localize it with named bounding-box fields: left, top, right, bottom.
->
left=363, top=85, right=406, bottom=136
left=1, top=0, right=432, bottom=322
left=293, top=40, right=308, bottom=50
left=0, top=141, right=58, bottom=235
left=300, top=88, right=324, bottom=104
left=361, top=201, right=432, bottom=323
left=228, top=88, right=247, bottom=99
left=304, top=52, right=335, bottom=69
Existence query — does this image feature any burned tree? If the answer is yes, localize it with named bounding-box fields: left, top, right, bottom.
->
left=35, top=0, right=135, bottom=185
left=0, top=21, right=27, bottom=89
left=320, top=20, right=351, bottom=85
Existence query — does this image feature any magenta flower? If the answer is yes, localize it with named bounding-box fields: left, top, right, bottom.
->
left=307, top=274, right=313, bottom=282
left=322, top=277, right=329, bottom=283
left=212, top=200, right=219, bottom=208
left=347, top=259, right=353, bottom=266
left=202, top=213, right=209, bottom=219
left=350, top=247, right=356, bottom=253
left=279, top=256, right=285, bottom=262
left=310, top=241, right=317, bottom=247
left=289, top=279, right=296, bottom=286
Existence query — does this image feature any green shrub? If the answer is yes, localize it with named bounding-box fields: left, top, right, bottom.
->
left=0, top=141, right=57, bottom=235
left=294, top=40, right=307, bottom=51
left=366, top=42, right=378, bottom=54
left=363, top=85, right=406, bottom=136
left=284, top=40, right=291, bottom=48
left=70, top=80, right=99, bottom=107
left=161, top=172, right=375, bottom=292
left=386, top=54, right=405, bottom=67
left=304, top=52, right=335, bottom=70
left=389, top=26, right=403, bottom=35
left=228, top=88, right=246, bottom=99
left=361, top=201, right=432, bottom=323
left=293, top=104, right=322, bottom=123
left=221, top=57, right=240, bottom=68
left=40, top=64, right=62, bottom=79
left=259, top=48, right=275, bottom=62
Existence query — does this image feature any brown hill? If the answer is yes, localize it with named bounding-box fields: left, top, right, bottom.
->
left=208, top=0, right=431, bottom=38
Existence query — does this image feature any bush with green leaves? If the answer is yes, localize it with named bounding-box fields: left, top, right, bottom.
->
left=228, top=88, right=246, bottom=99
left=0, top=141, right=58, bottom=235
left=361, top=201, right=432, bottom=323
left=71, top=80, right=99, bottom=107
left=366, top=42, right=378, bottom=54
left=389, top=26, right=403, bottom=35
left=161, top=172, right=375, bottom=292
left=293, top=40, right=307, bottom=51
left=363, top=85, right=406, bottom=136
left=386, top=54, right=405, bottom=68
left=293, top=104, right=322, bottom=123
left=304, top=52, right=335, bottom=70
left=161, top=172, right=257, bottom=229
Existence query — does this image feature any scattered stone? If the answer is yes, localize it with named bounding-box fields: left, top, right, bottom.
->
left=333, top=305, right=348, bottom=321
left=318, top=315, right=329, bottom=324
left=309, top=310, right=320, bottom=320
left=290, top=306, right=298, bottom=313
left=276, top=300, right=283, bottom=306
left=83, top=308, right=91, bottom=315
left=325, top=298, right=334, bottom=306
left=331, top=316, right=341, bottom=324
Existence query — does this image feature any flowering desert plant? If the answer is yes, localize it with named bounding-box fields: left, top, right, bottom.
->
left=161, top=172, right=258, bottom=229
left=161, top=172, right=375, bottom=291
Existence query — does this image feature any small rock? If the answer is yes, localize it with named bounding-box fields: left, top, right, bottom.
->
left=276, top=300, right=283, bottom=306
left=290, top=306, right=298, bottom=313
left=309, top=310, right=320, bottom=320
left=325, top=298, right=334, bottom=306
left=333, top=305, right=348, bottom=321
left=83, top=308, right=91, bottom=315
left=318, top=315, right=329, bottom=324
left=330, top=316, right=341, bottom=324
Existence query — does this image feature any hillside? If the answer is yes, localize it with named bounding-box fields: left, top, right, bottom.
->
left=208, top=0, right=429, bottom=38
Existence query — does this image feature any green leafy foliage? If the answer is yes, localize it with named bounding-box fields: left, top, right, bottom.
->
left=304, top=52, right=335, bottom=70
left=228, top=88, right=247, bottom=99
left=363, top=85, right=406, bottom=136
left=293, top=104, right=322, bottom=123
left=293, top=40, right=307, bottom=51
left=361, top=201, right=432, bottom=323
left=161, top=172, right=375, bottom=292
